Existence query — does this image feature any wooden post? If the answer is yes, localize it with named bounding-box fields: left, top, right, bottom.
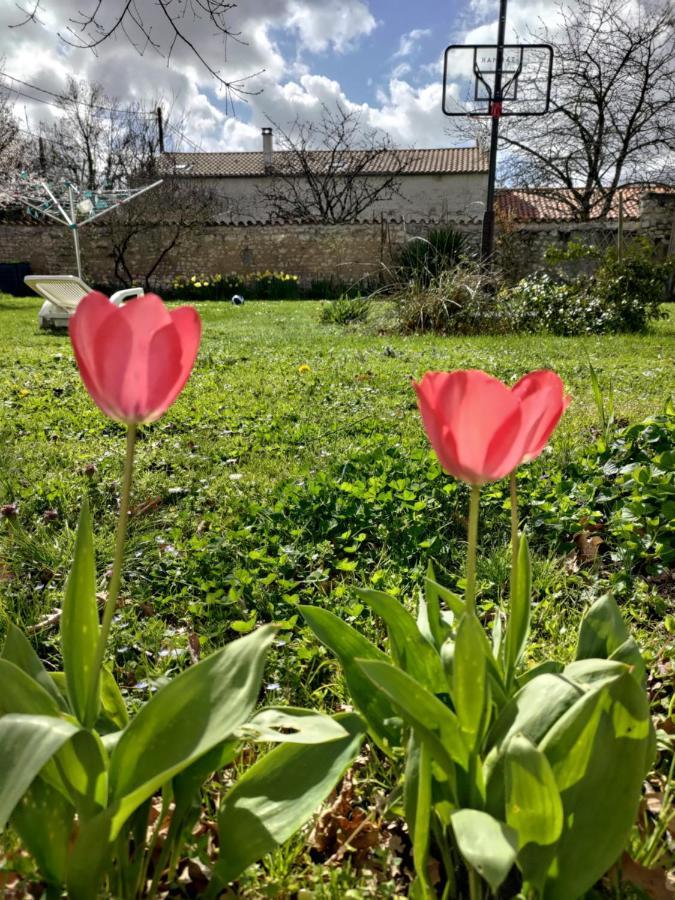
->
left=157, top=107, right=165, bottom=153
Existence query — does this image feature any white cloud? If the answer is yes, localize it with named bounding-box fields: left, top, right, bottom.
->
left=391, top=62, right=412, bottom=79
left=0, top=0, right=508, bottom=155
left=393, top=28, right=432, bottom=58
left=286, top=0, right=377, bottom=53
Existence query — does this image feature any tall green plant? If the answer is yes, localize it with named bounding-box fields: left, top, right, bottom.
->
left=302, top=368, right=654, bottom=899
left=0, top=293, right=364, bottom=897
left=398, top=228, right=467, bottom=287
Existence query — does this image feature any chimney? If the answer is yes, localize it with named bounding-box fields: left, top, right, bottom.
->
left=262, top=127, right=273, bottom=170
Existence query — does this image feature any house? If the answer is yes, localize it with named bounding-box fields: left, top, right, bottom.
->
left=161, top=128, right=489, bottom=225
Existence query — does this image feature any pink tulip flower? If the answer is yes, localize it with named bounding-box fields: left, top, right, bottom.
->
left=69, top=292, right=201, bottom=424
left=413, top=369, right=570, bottom=485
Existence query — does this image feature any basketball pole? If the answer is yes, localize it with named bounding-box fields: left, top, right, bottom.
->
left=480, top=0, right=508, bottom=264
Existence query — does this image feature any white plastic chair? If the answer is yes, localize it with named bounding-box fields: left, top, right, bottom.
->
left=24, top=275, right=144, bottom=330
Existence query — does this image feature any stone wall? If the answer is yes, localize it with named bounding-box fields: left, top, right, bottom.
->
left=1, top=190, right=672, bottom=291
left=0, top=220, right=409, bottom=290
left=495, top=191, right=675, bottom=280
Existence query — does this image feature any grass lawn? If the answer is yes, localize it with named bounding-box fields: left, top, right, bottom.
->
left=0, top=294, right=673, bottom=895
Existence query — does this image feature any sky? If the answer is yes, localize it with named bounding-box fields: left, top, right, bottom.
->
left=0, top=0, right=553, bottom=152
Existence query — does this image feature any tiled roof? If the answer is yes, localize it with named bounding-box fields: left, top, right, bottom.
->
left=496, top=185, right=675, bottom=223
left=161, top=147, right=488, bottom=177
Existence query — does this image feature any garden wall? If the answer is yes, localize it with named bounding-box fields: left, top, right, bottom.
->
left=496, top=191, right=675, bottom=280
left=1, top=191, right=672, bottom=290
left=0, top=219, right=409, bottom=290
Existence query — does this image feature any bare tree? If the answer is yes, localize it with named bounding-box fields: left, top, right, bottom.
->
left=101, top=174, right=220, bottom=290
left=10, top=1, right=260, bottom=107
left=0, top=82, right=19, bottom=165
left=500, top=0, right=675, bottom=220
left=257, top=105, right=405, bottom=224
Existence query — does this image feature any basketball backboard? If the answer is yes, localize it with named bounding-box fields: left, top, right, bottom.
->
left=443, top=43, right=553, bottom=117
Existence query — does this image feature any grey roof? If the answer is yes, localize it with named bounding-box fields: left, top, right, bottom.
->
left=161, top=147, right=488, bottom=178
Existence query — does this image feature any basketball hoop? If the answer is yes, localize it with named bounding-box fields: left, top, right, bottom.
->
left=439, top=0, right=554, bottom=264
left=443, top=43, right=553, bottom=118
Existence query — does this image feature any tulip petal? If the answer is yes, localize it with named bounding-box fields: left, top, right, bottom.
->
left=143, top=322, right=183, bottom=423
left=512, top=371, right=571, bottom=462
left=414, top=376, right=462, bottom=476
left=92, top=313, right=133, bottom=421
left=415, top=371, right=524, bottom=484
left=483, top=404, right=525, bottom=479
left=436, top=371, right=522, bottom=483
left=157, top=306, right=202, bottom=411
left=119, top=293, right=173, bottom=338
left=69, top=292, right=117, bottom=404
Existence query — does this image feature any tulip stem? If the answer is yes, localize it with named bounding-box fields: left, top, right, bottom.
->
left=465, top=484, right=480, bottom=615
left=91, top=424, right=137, bottom=704
left=510, top=472, right=519, bottom=595
left=468, top=865, right=483, bottom=900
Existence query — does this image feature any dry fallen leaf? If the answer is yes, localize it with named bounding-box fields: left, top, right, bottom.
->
left=188, top=632, right=201, bottom=665
left=616, top=853, right=675, bottom=900
left=574, top=529, right=604, bottom=562
left=310, top=770, right=382, bottom=865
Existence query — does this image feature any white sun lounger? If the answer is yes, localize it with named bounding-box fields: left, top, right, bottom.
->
left=24, top=274, right=144, bottom=330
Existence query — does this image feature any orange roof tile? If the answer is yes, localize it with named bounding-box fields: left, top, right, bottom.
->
left=496, top=185, right=675, bottom=222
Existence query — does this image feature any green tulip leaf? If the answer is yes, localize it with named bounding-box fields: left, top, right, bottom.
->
left=424, top=569, right=465, bottom=619
left=66, top=805, right=116, bottom=900
left=504, top=733, right=563, bottom=848
left=503, top=532, right=531, bottom=685
left=238, top=707, right=348, bottom=743
left=453, top=612, right=488, bottom=746
left=538, top=669, right=653, bottom=899
left=515, top=660, right=564, bottom=689
left=11, top=777, right=74, bottom=887
left=107, top=625, right=276, bottom=837
left=61, top=496, right=101, bottom=727
left=357, top=658, right=468, bottom=774
left=412, top=739, right=433, bottom=898
left=300, top=605, right=401, bottom=750
left=486, top=674, right=584, bottom=756
left=0, top=714, right=80, bottom=831
left=215, top=712, right=364, bottom=886
left=0, top=658, right=62, bottom=718
left=55, top=729, right=108, bottom=819
left=563, top=657, right=633, bottom=690
left=576, top=594, right=645, bottom=683
left=451, top=809, right=519, bottom=892
left=417, top=560, right=464, bottom=652
left=98, top=665, right=129, bottom=731
left=356, top=588, right=446, bottom=692
left=1, top=624, right=67, bottom=710
left=538, top=687, right=604, bottom=792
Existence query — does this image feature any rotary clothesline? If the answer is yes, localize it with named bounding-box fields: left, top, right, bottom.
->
left=6, top=176, right=163, bottom=278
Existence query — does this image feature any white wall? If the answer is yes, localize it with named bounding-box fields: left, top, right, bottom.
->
left=197, top=172, right=487, bottom=224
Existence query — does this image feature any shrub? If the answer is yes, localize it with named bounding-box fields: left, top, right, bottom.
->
left=502, top=262, right=667, bottom=336
left=397, top=227, right=467, bottom=287
left=501, top=239, right=670, bottom=336
left=394, top=265, right=507, bottom=335
left=319, top=294, right=371, bottom=325
left=248, top=270, right=299, bottom=300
